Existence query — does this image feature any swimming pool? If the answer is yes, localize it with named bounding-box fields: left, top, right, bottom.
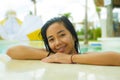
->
left=0, top=40, right=45, bottom=54
left=1, top=40, right=120, bottom=54
left=0, top=40, right=102, bottom=54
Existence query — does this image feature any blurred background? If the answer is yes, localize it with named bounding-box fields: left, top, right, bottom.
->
left=0, top=0, right=120, bottom=53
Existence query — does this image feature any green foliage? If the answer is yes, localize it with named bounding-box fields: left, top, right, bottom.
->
left=77, top=27, right=101, bottom=41
left=58, top=12, right=73, bottom=21
left=89, top=27, right=101, bottom=40
left=77, top=28, right=84, bottom=35
left=96, top=7, right=101, bottom=13
left=94, top=27, right=101, bottom=39
left=59, top=12, right=71, bottom=18
left=0, top=36, right=3, bottom=40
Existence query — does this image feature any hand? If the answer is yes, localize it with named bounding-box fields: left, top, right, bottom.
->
left=41, top=53, right=72, bottom=64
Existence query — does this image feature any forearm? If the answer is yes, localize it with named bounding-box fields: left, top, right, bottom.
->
left=72, top=52, right=120, bottom=66
left=7, top=45, right=48, bottom=60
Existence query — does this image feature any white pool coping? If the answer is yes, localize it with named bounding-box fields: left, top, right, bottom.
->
left=0, top=54, right=120, bottom=80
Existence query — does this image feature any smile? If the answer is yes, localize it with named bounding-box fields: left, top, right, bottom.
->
left=56, top=46, right=66, bottom=53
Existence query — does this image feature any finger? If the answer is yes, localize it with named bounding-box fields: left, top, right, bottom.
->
left=41, top=58, right=51, bottom=62
left=41, top=56, right=55, bottom=63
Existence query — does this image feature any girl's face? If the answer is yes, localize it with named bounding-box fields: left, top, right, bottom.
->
left=46, top=22, right=76, bottom=54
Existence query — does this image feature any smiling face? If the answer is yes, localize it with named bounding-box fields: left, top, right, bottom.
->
left=46, top=22, right=76, bottom=54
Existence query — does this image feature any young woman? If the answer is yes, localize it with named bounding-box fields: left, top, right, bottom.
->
left=7, top=16, right=120, bottom=66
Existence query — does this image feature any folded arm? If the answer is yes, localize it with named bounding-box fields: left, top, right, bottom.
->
left=41, top=51, right=120, bottom=66
left=7, top=45, right=49, bottom=60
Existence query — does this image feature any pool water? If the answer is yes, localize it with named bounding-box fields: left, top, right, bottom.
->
left=80, top=44, right=102, bottom=54
left=0, top=40, right=45, bottom=54
left=0, top=40, right=102, bottom=54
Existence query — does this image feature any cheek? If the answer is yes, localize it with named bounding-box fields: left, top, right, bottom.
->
left=64, top=35, right=73, bottom=41
left=63, top=36, right=75, bottom=49
left=48, top=42, right=54, bottom=50
left=69, top=36, right=75, bottom=47
left=67, top=35, right=75, bottom=43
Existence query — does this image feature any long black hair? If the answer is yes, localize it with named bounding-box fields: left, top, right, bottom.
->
left=41, top=16, right=80, bottom=53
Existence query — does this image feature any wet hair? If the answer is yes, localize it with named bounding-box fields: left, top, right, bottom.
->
left=41, top=16, right=80, bottom=53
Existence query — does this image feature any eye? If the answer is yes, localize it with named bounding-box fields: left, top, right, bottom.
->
left=60, top=33, right=66, bottom=37
left=48, top=38, right=54, bottom=42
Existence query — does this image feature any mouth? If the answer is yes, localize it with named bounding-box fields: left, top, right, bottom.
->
left=56, top=46, right=66, bottom=53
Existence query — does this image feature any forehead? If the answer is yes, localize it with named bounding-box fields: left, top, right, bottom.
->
left=46, top=22, right=69, bottom=34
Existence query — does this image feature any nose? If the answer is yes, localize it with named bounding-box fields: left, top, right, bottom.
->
left=55, top=38, right=62, bottom=47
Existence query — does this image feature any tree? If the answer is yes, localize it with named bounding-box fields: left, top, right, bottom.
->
left=84, top=0, right=88, bottom=45
left=59, top=12, right=73, bottom=21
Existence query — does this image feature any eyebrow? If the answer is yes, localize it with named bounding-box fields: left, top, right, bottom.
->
left=47, top=30, right=65, bottom=39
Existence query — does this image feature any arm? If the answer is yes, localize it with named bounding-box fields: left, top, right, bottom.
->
left=41, top=51, right=120, bottom=66
left=72, top=51, right=120, bottom=66
left=7, top=45, right=49, bottom=60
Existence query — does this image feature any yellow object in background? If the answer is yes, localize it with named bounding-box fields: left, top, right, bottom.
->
left=0, top=18, right=7, bottom=25
left=27, top=29, right=44, bottom=48
left=27, top=29, right=43, bottom=40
